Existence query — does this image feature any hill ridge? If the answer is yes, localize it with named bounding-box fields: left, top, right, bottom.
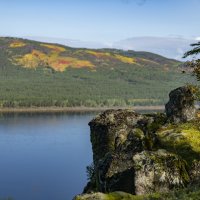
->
left=0, top=37, right=191, bottom=108
left=0, top=37, right=180, bottom=72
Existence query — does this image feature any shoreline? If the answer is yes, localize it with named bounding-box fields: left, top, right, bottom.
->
left=0, top=106, right=165, bottom=113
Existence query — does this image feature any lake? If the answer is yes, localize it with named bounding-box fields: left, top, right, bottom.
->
left=0, top=112, right=95, bottom=200
left=0, top=110, right=162, bottom=200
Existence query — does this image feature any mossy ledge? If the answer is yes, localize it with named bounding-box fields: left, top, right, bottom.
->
left=74, top=187, right=200, bottom=200
left=74, top=86, right=200, bottom=200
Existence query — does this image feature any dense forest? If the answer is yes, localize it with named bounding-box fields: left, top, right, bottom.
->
left=0, top=37, right=194, bottom=108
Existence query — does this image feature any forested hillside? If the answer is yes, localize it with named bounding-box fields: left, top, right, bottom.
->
left=0, top=37, right=193, bottom=108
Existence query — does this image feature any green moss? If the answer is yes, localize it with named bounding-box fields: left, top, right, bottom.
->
left=105, top=191, right=161, bottom=200
left=133, top=128, right=144, bottom=139
left=143, top=134, right=155, bottom=150
left=75, top=186, right=200, bottom=200
left=162, top=185, right=200, bottom=200
left=173, top=158, right=190, bottom=185
left=157, top=121, right=200, bottom=165
left=146, top=113, right=167, bottom=133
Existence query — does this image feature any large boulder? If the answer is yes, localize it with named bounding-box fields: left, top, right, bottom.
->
left=133, top=150, right=189, bottom=194
left=89, top=109, right=145, bottom=165
left=165, top=86, right=196, bottom=123
left=86, top=109, right=189, bottom=195
left=94, top=150, right=189, bottom=195
left=89, top=110, right=165, bottom=165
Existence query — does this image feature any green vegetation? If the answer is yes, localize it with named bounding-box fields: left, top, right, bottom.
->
left=0, top=37, right=194, bottom=108
left=105, top=187, right=200, bottom=200
left=157, top=120, right=200, bottom=165
left=75, top=185, right=200, bottom=200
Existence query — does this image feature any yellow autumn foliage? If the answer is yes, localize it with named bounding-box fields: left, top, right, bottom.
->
left=50, top=57, right=94, bottom=72
left=13, top=50, right=94, bottom=71
left=86, top=50, right=111, bottom=57
left=10, top=41, right=26, bottom=48
left=73, top=60, right=94, bottom=69
left=86, top=50, right=135, bottom=64
left=139, top=58, right=159, bottom=65
left=40, top=44, right=66, bottom=52
left=14, top=50, right=45, bottom=68
left=114, top=55, right=135, bottom=64
left=32, top=50, right=48, bottom=61
left=12, top=45, right=135, bottom=71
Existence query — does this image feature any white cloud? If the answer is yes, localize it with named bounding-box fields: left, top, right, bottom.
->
left=195, top=37, right=200, bottom=41
left=113, top=37, right=195, bottom=60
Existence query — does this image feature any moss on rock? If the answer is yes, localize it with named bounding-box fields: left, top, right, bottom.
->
left=133, top=150, right=190, bottom=195
left=74, top=186, right=200, bottom=200
left=73, top=191, right=161, bottom=200
left=157, top=120, right=200, bottom=165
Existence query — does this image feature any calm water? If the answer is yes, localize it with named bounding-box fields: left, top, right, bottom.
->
left=0, top=113, right=96, bottom=200
left=0, top=110, right=162, bottom=200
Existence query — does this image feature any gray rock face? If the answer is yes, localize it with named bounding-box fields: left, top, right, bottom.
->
left=165, top=86, right=196, bottom=123
left=190, top=161, right=200, bottom=185
left=95, top=149, right=189, bottom=195
left=89, top=109, right=145, bottom=165
left=133, top=150, right=189, bottom=194
left=86, top=109, right=189, bottom=195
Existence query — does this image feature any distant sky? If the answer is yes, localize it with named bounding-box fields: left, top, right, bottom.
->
left=0, top=0, right=200, bottom=42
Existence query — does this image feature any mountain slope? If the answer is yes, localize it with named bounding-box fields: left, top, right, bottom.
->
left=0, top=37, right=192, bottom=108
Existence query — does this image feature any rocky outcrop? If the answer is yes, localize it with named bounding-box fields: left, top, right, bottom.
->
left=74, top=86, right=200, bottom=200
left=89, top=110, right=165, bottom=166
left=84, top=109, right=191, bottom=196
left=165, top=86, right=196, bottom=123
left=89, top=110, right=146, bottom=165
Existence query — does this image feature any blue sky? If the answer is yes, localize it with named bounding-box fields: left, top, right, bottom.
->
left=0, top=0, right=199, bottom=42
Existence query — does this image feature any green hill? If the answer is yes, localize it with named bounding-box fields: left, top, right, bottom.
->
left=0, top=37, right=193, bottom=108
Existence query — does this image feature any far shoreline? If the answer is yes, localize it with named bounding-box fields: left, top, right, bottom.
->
left=0, top=106, right=165, bottom=113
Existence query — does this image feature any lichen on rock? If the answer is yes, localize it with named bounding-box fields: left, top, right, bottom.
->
left=189, top=160, right=200, bottom=185
left=133, top=150, right=189, bottom=195
left=89, top=109, right=145, bottom=165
